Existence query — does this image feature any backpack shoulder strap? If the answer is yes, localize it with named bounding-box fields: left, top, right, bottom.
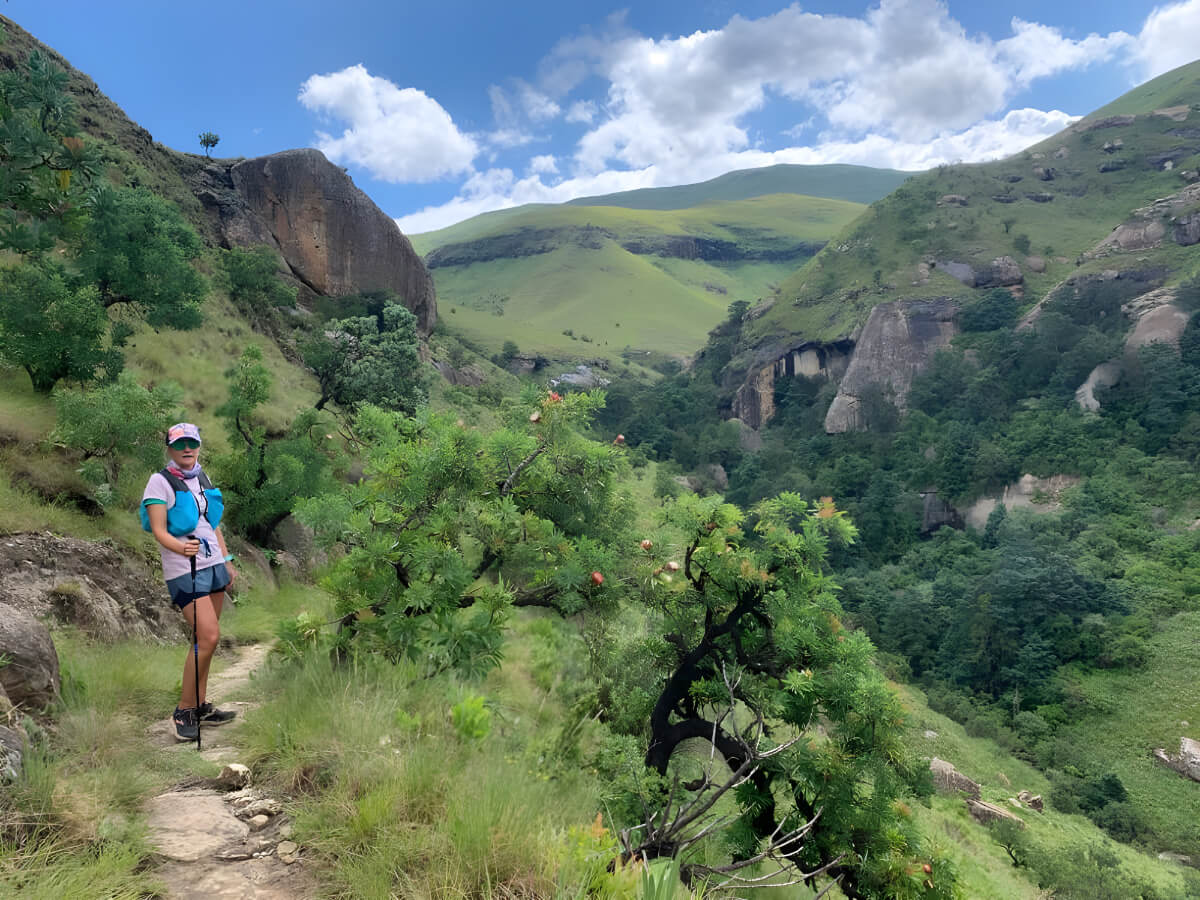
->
left=196, top=471, right=215, bottom=491
left=158, top=467, right=187, bottom=493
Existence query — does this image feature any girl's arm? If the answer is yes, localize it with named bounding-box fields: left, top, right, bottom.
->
left=147, top=503, right=199, bottom=556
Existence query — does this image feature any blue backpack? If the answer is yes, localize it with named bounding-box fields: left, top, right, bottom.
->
left=140, top=468, right=224, bottom=536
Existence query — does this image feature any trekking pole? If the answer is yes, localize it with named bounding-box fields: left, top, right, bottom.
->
left=189, top=537, right=202, bottom=752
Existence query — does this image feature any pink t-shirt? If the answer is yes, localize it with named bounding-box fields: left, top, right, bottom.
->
left=142, top=472, right=223, bottom=581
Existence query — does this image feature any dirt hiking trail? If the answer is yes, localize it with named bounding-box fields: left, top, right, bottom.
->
left=144, top=643, right=318, bottom=899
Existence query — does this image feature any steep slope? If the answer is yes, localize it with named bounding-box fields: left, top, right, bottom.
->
left=0, top=14, right=435, bottom=332
left=417, top=194, right=868, bottom=363
left=723, top=59, right=1200, bottom=427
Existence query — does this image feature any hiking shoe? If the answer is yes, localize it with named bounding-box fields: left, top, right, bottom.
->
left=198, top=701, right=237, bottom=725
left=172, top=706, right=199, bottom=742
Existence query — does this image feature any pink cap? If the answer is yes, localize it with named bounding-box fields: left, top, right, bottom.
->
left=166, top=423, right=202, bottom=445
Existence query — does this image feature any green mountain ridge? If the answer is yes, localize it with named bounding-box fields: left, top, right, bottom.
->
left=565, top=162, right=912, bottom=210
left=418, top=193, right=876, bottom=365
left=726, top=60, right=1200, bottom=394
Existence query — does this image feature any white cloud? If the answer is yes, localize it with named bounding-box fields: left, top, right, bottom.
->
left=298, top=64, right=477, bottom=182
left=387, top=0, right=1149, bottom=231
left=1131, top=0, right=1200, bottom=79
left=397, top=107, right=1075, bottom=234
left=566, top=100, right=598, bottom=124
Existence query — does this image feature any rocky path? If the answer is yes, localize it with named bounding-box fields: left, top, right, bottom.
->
left=144, top=644, right=318, bottom=899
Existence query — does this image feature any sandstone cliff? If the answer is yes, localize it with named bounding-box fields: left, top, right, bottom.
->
left=191, top=149, right=437, bottom=336
left=824, top=298, right=959, bottom=433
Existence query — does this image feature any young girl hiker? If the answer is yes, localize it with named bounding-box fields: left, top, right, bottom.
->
left=141, top=423, right=238, bottom=742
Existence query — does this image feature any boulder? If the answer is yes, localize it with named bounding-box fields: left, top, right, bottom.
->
left=0, top=602, right=59, bottom=710
left=0, top=533, right=185, bottom=642
left=198, top=149, right=436, bottom=335
left=433, top=361, right=486, bottom=387
left=1174, top=211, right=1200, bottom=246
left=1103, top=220, right=1166, bottom=251
left=0, top=723, right=25, bottom=783
left=1016, top=790, right=1043, bottom=812
left=938, top=194, right=968, bottom=206
left=268, top=515, right=327, bottom=575
left=1153, top=737, right=1200, bottom=782
left=930, top=758, right=981, bottom=799
left=966, top=799, right=1024, bottom=827
left=825, top=298, right=959, bottom=433
left=1126, top=303, right=1190, bottom=353
left=1026, top=255, right=1046, bottom=273
left=702, top=463, right=729, bottom=492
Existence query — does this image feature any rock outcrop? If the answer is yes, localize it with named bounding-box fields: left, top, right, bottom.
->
left=731, top=342, right=852, bottom=429
left=1126, top=303, right=1191, bottom=352
left=930, top=758, right=981, bottom=799
left=966, top=799, right=1025, bottom=827
left=825, top=298, right=959, bottom=433
left=193, top=149, right=436, bottom=335
left=1016, top=791, right=1044, bottom=812
left=1076, top=361, right=1124, bottom=411
left=0, top=603, right=59, bottom=710
left=963, top=474, right=1081, bottom=530
left=1154, top=737, right=1200, bottom=782
left=0, top=532, right=185, bottom=642
left=935, top=257, right=1023, bottom=289
left=1093, top=182, right=1200, bottom=256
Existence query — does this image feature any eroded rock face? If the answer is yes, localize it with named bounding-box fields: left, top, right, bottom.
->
left=1076, top=361, right=1124, bottom=411
left=1154, top=737, right=1200, bottom=782
left=964, top=474, right=1081, bottom=531
left=197, top=149, right=436, bottom=335
left=732, top=365, right=777, bottom=430
left=0, top=533, right=184, bottom=642
left=1126, top=303, right=1191, bottom=352
left=825, top=298, right=959, bottom=433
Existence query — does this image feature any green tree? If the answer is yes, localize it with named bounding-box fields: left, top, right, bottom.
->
left=0, top=46, right=100, bottom=253
left=213, top=345, right=339, bottom=542
left=198, top=131, right=220, bottom=158
left=0, top=260, right=117, bottom=392
left=74, top=186, right=208, bottom=330
left=52, top=372, right=181, bottom=493
left=295, top=388, right=628, bottom=676
left=301, top=303, right=425, bottom=413
left=221, top=244, right=296, bottom=330
left=603, top=494, right=956, bottom=897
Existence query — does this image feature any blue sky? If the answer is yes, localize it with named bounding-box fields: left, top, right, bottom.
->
left=6, top=1, right=1200, bottom=232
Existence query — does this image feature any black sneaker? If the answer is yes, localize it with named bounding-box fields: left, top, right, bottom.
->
left=173, top=706, right=199, bottom=742
left=199, top=701, right=237, bottom=725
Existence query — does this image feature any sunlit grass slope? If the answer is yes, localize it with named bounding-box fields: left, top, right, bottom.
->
left=420, top=194, right=868, bottom=362
left=737, top=58, right=1200, bottom=370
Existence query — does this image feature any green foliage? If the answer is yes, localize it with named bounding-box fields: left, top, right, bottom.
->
left=0, top=260, right=117, bottom=392
left=302, top=301, right=425, bottom=413
left=212, top=344, right=339, bottom=541
left=52, top=372, right=181, bottom=493
left=594, top=493, right=957, bottom=897
left=221, top=244, right=296, bottom=318
left=197, top=130, right=219, bottom=157
left=450, top=694, right=492, bottom=741
left=0, top=48, right=100, bottom=253
left=297, top=390, right=630, bottom=677
left=74, top=185, right=207, bottom=330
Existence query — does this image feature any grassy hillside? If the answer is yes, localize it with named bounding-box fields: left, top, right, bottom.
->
left=420, top=194, right=867, bottom=363
left=734, top=59, right=1200, bottom=373
left=566, top=163, right=911, bottom=210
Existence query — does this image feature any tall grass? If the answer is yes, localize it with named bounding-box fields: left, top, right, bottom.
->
left=239, top=647, right=604, bottom=898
